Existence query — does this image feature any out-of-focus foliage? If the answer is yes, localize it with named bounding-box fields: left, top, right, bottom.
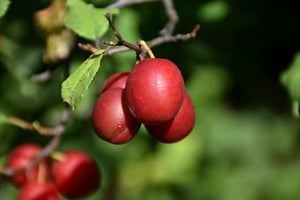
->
left=0, top=0, right=10, bottom=18
left=280, top=52, right=300, bottom=116
left=34, top=0, right=76, bottom=64
left=1, top=0, right=300, bottom=200
left=197, top=1, right=229, bottom=22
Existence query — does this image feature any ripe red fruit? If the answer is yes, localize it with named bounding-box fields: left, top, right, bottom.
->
left=51, top=150, right=100, bottom=199
left=6, top=144, right=49, bottom=187
left=145, top=92, right=195, bottom=143
left=17, top=182, right=59, bottom=200
left=101, top=72, right=129, bottom=93
left=125, top=58, right=185, bottom=125
left=92, top=88, right=141, bottom=144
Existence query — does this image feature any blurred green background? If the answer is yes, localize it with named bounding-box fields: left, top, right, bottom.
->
left=1, top=0, right=300, bottom=199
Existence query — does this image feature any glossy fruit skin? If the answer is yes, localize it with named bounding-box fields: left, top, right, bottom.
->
left=145, top=92, right=195, bottom=143
left=101, top=72, right=129, bottom=93
left=125, top=58, right=185, bottom=125
left=17, top=182, right=60, bottom=200
left=51, top=150, right=100, bottom=199
left=92, top=88, right=141, bottom=144
left=6, top=144, right=49, bottom=187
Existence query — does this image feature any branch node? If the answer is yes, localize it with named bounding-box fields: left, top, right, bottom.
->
left=104, top=12, right=142, bottom=53
left=139, top=40, right=155, bottom=58
left=77, top=43, right=99, bottom=54
left=190, top=24, right=200, bottom=38
left=103, top=41, right=120, bottom=46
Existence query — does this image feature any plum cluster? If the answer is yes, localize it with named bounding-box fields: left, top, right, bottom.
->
left=6, top=143, right=100, bottom=200
left=92, top=58, right=195, bottom=144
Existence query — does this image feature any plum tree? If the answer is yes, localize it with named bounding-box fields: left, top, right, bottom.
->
left=0, top=0, right=199, bottom=199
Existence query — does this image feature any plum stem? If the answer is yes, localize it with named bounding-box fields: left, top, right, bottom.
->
left=51, top=151, right=66, bottom=162
left=139, top=40, right=155, bottom=58
left=37, top=162, right=47, bottom=184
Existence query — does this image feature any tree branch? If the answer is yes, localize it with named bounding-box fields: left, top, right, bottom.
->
left=107, top=0, right=179, bottom=36
left=31, top=53, right=72, bottom=82
left=79, top=0, right=200, bottom=56
left=31, top=69, right=55, bottom=82
left=77, top=43, right=99, bottom=54
left=106, top=0, right=159, bottom=9
left=31, top=62, right=62, bottom=82
left=148, top=24, right=200, bottom=47
left=160, top=0, right=178, bottom=36
left=104, top=13, right=142, bottom=53
left=2, top=108, right=71, bottom=136
left=103, top=24, right=200, bottom=56
left=2, top=135, right=61, bottom=177
left=1, top=108, right=70, bottom=177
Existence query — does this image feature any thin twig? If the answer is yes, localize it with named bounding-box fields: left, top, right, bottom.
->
left=31, top=62, right=62, bottom=82
left=77, top=43, right=99, bottom=54
left=160, top=0, right=178, bottom=36
left=106, top=0, right=159, bottom=9
left=31, top=69, right=55, bottom=82
left=26, top=134, right=61, bottom=174
left=107, top=0, right=178, bottom=36
left=148, top=24, right=200, bottom=47
left=104, top=13, right=142, bottom=53
left=2, top=108, right=71, bottom=136
left=31, top=53, right=72, bottom=82
left=103, top=24, right=200, bottom=56
left=79, top=0, right=200, bottom=56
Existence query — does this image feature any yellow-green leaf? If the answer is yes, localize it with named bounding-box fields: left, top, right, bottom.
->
left=0, top=0, right=10, bottom=19
left=280, top=52, right=300, bottom=116
left=280, top=52, right=300, bottom=101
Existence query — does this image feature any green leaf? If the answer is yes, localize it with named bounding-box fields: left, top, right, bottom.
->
left=280, top=52, right=300, bottom=116
left=197, top=1, right=229, bottom=22
left=0, top=0, right=11, bottom=18
left=65, top=0, right=119, bottom=41
left=61, top=49, right=105, bottom=110
left=280, top=52, right=300, bottom=101
left=0, top=112, right=5, bottom=123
